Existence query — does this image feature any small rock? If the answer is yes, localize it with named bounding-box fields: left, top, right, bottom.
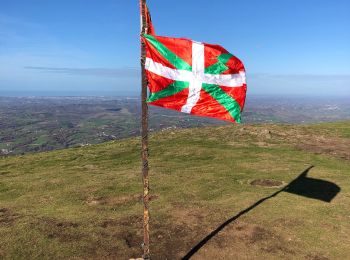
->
left=260, top=129, right=272, bottom=139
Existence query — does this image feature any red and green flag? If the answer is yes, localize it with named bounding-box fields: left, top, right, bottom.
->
left=141, top=3, right=246, bottom=123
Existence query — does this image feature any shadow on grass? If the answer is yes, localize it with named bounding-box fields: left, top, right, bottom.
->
left=182, top=166, right=340, bottom=259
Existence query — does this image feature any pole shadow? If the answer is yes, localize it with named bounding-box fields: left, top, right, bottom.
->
left=182, top=166, right=340, bottom=259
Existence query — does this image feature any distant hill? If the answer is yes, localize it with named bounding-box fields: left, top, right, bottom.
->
left=1, top=96, right=350, bottom=156
left=0, top=122, right=349, bottom=259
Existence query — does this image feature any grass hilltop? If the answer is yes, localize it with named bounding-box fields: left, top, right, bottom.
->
left=0, top=121, right=350, bottom=259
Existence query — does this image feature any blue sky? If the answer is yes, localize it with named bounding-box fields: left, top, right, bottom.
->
left=0, top=0, right=349, bottom=96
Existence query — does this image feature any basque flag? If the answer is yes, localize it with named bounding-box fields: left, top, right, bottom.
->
left=141, top=3, right=246, bottom=123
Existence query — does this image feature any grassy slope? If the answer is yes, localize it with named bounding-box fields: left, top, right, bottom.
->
left=0, top=122, right=349, bottom=259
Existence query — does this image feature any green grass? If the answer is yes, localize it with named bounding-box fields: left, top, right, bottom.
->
left=0, top=122, right=349, bottom=259
left=31, top=135, right=50, bottom=146
left=307, top=121, right=350, bottom=138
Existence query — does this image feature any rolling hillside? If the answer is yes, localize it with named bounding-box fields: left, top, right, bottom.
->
left=1, top=122, right=350, bottom=259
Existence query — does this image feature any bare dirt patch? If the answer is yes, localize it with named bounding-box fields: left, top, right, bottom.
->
left=0, top=208, right=20, bottom=226
left=234, top=125, right=350, bottom=161
left=33, top=217, right=81, bottom=242
left=306, top=254, right=331, bottom=260
left=249, top=226, right=274, bottom=243
left=190, top=221, right=298, bottom=259
left=161, top=205, right=299, bottom=259
left=263, top=127, right=350, bottom=160
left=99, top=214, right=196, bottom=259
left=170, top=203, right=207, bottom=228
left=296, top=138, right=350, bottom=160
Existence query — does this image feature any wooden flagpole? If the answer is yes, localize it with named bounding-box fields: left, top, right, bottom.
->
left=140, top=0, right=150, bottom=259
